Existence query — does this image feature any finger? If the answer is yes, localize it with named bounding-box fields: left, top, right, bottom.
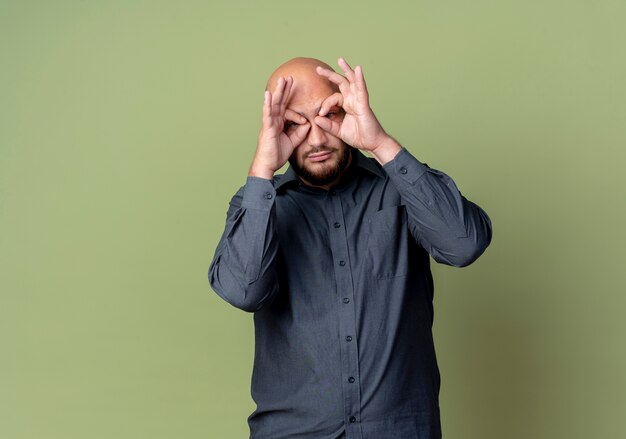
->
left=262, top=90, right=271, bottom=118
left=338, top=57, right=356, bottom=82
left=288, top=122, right=311, bottom=147
left=279, top=76, right=293, bottom=110
left=271, top=77, right=287, bottom=113
left=314, top=115, right=341, bottom=138
left=261, top=90, right=274, bottom=127
left=315, top=66, right=350, bottom=94
left=354, top=65, right=369, bottom=94
left=354, top=66, right=370, bottom=105
left=318, top=92, right=343, bottom=116
left=285, top=108, right=307, bottom=124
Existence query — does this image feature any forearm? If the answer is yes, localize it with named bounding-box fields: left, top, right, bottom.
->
left=383, top=147, right=493, bottom=267
left=208, top=177, right=280, bottom=311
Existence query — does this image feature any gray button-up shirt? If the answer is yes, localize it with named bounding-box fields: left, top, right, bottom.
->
left=208, top=147, right=492, bottom=439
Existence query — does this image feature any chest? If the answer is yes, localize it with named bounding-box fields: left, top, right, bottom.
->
left=274, top=183, right=412, bottom=280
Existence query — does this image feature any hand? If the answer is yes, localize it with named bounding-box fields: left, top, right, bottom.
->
left=249, top=76, right=311, bottom=179
left=315, top=58, right=396, bottom=158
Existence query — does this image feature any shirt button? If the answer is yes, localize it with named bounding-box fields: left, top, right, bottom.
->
left=346, top=335, right=352, bottom=342
left=399, top=167, right=408, bottom=174
left=343, top=297, right=350, bottom=303
left=349, top=416, right=357, bottom=423
left=330, top=190, right=336, bottom=196
left=334, top=222, right=341, bottom=228
left=348, top=376, right=355, bottom=383
left=339, top=260, right=346, bottom=266
left=264, top=192, right=273, bottom=199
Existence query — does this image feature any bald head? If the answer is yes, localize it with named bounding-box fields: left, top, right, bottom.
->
left=265, top=57, right=339, bottom=104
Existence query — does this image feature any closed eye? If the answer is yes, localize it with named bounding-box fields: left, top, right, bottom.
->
left=325, top=108, right=344, bottom=118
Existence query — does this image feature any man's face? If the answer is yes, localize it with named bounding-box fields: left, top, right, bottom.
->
left=283, top=78, right=352, bottom=187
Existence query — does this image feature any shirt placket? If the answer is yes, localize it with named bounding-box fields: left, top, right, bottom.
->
left=327, top=188, right=363, bottom=439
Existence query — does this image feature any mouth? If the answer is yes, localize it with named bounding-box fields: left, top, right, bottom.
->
left=307, top=150, right=334, bottom=162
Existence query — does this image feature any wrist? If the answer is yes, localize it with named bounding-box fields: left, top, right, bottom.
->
left=248, top=159, right=275, bottom=180
left=248, top=156, right=276, bottom=180
left=371, top=134, right=402, bottom=165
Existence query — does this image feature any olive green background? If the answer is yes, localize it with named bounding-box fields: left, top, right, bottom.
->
left=1, top=1, right=624, bottom=438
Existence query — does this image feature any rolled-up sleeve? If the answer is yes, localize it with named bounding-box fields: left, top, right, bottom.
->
left=208, top=176, right=280, bottom=312
left=383, top=147, right=493, bottom=267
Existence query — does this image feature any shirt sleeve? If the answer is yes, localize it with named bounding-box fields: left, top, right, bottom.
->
left=382, top=147, right=493, bottom=267
left=208, top=176, right=280, bottom=312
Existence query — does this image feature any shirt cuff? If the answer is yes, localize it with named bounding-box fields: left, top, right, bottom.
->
left=382, top=147, right=429, bottom=185
left=241, top=176, right=276, bottom=211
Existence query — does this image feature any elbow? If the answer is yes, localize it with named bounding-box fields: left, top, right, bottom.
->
left=208, top=263, right=278, bottom=313
left=435, top=224, right=492, bottom=268
left=209, top=281, right=256, bottom=313
left=230, top=285, right=276, bottom=313
left=449, top=241, right=488, bottom=267
left=449, top=223, right=493, bottom=268
left=454, top=208, right=493, bottom=267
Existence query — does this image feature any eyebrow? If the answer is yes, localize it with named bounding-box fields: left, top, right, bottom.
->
left=293, top=104, right=341, bottom=118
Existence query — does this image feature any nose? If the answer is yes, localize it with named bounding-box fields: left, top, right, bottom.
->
left=306, top=120, right=327, bottom=148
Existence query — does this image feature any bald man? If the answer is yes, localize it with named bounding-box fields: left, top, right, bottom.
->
left=209, top=57, right=493, bottom=439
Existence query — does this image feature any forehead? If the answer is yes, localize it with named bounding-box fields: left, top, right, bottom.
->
left=287, top=80, right=337, bottom=115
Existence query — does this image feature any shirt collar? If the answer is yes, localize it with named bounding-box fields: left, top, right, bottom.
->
left=274, top=147, right=385, bottom=191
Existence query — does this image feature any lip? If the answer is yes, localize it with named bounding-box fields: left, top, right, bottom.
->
left=307, top=151, right=333, bottom=162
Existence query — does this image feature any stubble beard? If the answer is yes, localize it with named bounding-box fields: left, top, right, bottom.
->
left=289, top=145, right=353, bottom=187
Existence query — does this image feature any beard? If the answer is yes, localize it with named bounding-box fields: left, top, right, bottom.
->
left=289, top=144, right=353, bottom=187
